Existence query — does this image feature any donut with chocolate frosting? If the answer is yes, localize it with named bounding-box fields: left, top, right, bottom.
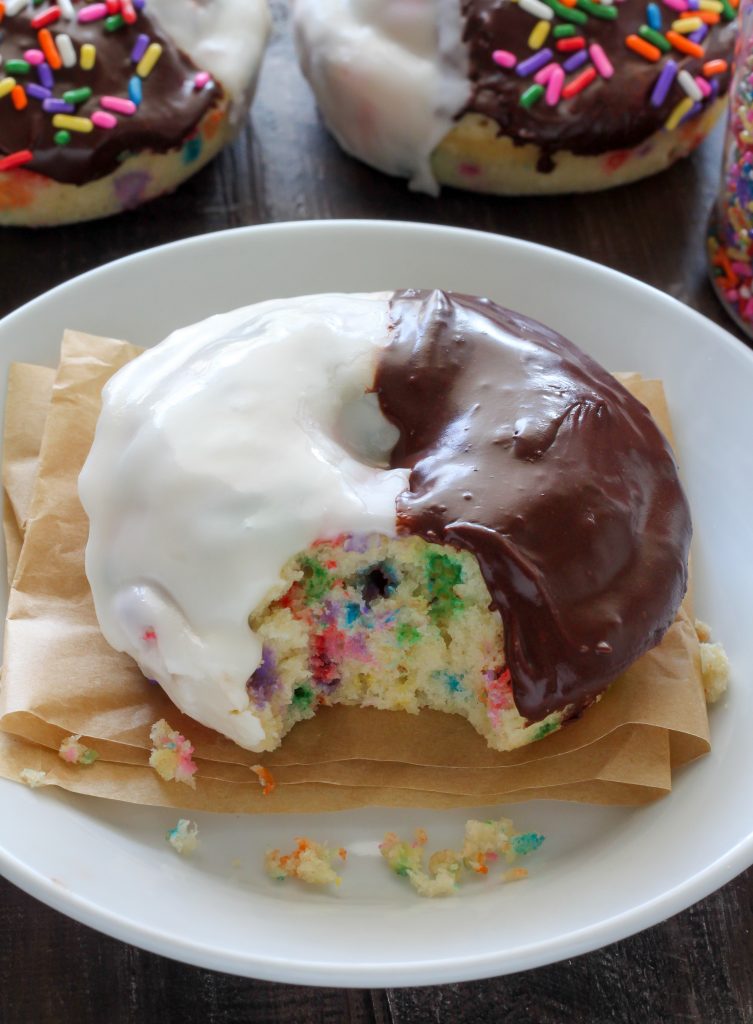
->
left=380, top=289, right=691, bottom=720
left=292, top=0, right=737, bottom=194
left=80, top=290, right=691, bottom=753
left=0, top=0, right=270, bottom=225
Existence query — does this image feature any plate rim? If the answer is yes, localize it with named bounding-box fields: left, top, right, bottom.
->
left=1, top=218, right=752, bottom=986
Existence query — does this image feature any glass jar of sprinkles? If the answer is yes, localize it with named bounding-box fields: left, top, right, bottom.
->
left=707, top=0, right=753, bottom=338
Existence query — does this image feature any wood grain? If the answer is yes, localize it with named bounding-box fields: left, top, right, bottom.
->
left=1, top=2, right=751, bottom=1021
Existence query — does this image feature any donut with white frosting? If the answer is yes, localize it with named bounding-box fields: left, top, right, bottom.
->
left=79, top=289, right=691, bottom=752
left=291, top=0, right=736, bottom=194
left=0, top=0, right=270, bottom=226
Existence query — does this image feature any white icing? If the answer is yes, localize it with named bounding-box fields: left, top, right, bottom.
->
left=79, top=294, right=410, bottom=751
left=291, top=0, right=469, bottom=194
left=149, top=0, right=271, bottom=122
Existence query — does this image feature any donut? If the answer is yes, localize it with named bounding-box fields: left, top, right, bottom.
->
left=291, top=0, right=737, bottom=194
left=79, top=289, right=691, bottom=752
left=0, top=0, right=270, bottom=226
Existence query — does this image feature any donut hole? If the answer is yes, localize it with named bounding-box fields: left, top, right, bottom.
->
left=334, top=391, right=400, bottom=469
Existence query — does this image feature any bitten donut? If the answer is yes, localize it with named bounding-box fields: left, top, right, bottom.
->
left=0, top=0, right=270, bottom=226
left=79, top=290, right=691, bottom=753
left=291, top=0, right=737, bottom=194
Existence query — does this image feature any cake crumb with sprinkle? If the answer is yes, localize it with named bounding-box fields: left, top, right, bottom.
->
left=58, top=734, right=99, bottom=766
left=265, top=837, right=347, bottom=886
left=166, top=819, right=199, bottom=856
left=380, top=817, right=544, bottom=898
left=149, top=719, right=198, bottom=788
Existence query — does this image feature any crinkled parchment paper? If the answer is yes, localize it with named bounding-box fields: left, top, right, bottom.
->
left=0, top=333, right=709, bottom=812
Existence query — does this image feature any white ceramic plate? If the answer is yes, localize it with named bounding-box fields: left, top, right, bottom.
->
left=0, top=221, right=751, bottom=987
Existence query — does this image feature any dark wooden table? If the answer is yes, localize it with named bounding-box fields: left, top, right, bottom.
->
left=2, top=3, right=752, bottom=1022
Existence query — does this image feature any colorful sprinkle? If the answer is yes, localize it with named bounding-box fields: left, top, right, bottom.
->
left=100, top=94, right=136, bottom=115
left=44, top=97, right=75, bottom=112
left=128, top=74, right=142, bottom=103
left=576, top=0, right=619, bottom=17
left=677, top=67, right=704, bottom=99
left=589, top=42, right=614, bottom=77
left=135, top=40, right=161, bottom=78
left=638, top=24, right=672, bottom=49
left=556, top=35, right=586, bottom=50
left=62, top=85, right=92, bottom=104
left=251, top=764, right=276, bottom=796
left=665, top=94, right=694, bottom=129
left=625, top=33, right=662, bottom=60
left=665, top=29, right=705, bottom=55
left=672, top=14, right=703, bottom=28
left=520, top=0, right=556, bottom=17
left=563, top=48, right=589, bottom=71
left=646, top=1, right=663, bottom=26
left=516, top=47, right=554, bottom=76
left=91, top=109, right=116, bottom=128
left=37, top=28, right=62, bottom=70
left=534, top=60, right=560, bottom=83
left=10, top=83, right=26, bottom=109
left=26, top=83, right=51, bottom=99
left=702, top=58, right=728, bottom=74
left=492, top=48, right=517, bottom=69
left=130, top=31, right=149, bottom=63
left=5, top=58, right=29, bottom=74
left=79, top=42, right=96, bottom=69
left=51, top=112, right=93, bottom=132
left=31, top=5, right=61, bottom=29
left=23, top=49, right=45, bottom=65
left=562, top=64, right=597, bottom=98
left=707, top=14, right=753, bottom=332
left=53, top=128, right=70, bottom=143
left=528, top=19, right=551, bottom=48
left=650, top=58, right=678, bottom=104
left=542, top=0, right=588, bottom=23
left=55, top=32, right=76, bottom=68
left=0, top=148, right=32, bottom=170
left=0, top=75, right=16, bottom=98
left=77, top=2, right=108, bottom=22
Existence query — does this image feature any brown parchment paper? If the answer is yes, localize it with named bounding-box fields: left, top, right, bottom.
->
left=0, top=331, right=710, bottom=812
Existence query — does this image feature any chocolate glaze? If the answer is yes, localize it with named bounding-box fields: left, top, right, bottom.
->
left=460, top=0, right=736, bottom=166
left=377, top=289, right=691, bottom=722
left=0, top=5, right=219, bottom=185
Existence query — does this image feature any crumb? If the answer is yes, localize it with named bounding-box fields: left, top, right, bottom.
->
left=149, top=719, right=197, bottom=788
left=501, top=868, right=529, bottom=882
left=19, top=768, right=47, bottom=789
left=251, top=764, right=276, bottom=796
left=265, top=837, right=347, bottom=887
left=379, top=817, right=545, bottom=898
left=695, top=620, right=730, bottom=703
left=695, top=620, right=712, bottom=644
left=166, top=819, right=199, bottom=856
left=58, top=734, right=99, bottom=766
